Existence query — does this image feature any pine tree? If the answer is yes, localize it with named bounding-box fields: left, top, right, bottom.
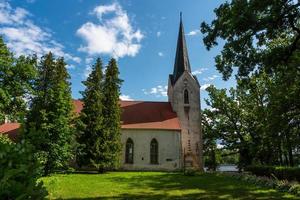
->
left=23, top=52, right=74, bottom=175
left=76, top=58, right=105, bottom=172
left=102, top=58, right=123, bottom=171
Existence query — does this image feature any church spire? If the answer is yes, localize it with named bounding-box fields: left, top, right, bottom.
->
left=172, top=12, right=191, bottom=83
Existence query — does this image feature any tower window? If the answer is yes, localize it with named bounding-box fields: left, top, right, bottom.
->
left=184, top=89, right=189, bottom=104
left=125, top=138, right=134, bottom=164
left=150, top=138, right=159, bottom=164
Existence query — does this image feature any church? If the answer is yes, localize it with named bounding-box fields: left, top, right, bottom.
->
left=74, top=16, right=203, bottom=171
left=0, top=17, right=203, bottom=171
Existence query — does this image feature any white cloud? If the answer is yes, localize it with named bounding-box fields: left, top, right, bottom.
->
left=85, top=57, right=93, bottom=64
left=200, top=83, right=212, bottom=90
left=186, top=29, right=200, bottom=36
left=217, top=143, right=224, bottom=149
left=120, top=94, right=133, bottom=101
left=156, top=31, right=161, bottom=37
left=66, top=64, right=75, bottom=69
left=0, top=1, right=79, bottom=64
left=192, top=67, right=208, bottom=75
left=77, top=2, right=143, bottom=58
left=71, top=56, right=81, bottom=63
left=0, top=2, right=29, bottom=25
left=204, top=75, right=219, bottom=81
left=84, top=65, right=92, bottom=78
left=158, top=52, right=164, bottom=57
left=143, top=85, right=167, bottom=97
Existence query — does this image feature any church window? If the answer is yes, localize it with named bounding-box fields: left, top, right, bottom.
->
left=184, top=89, right=189, bottom=104
left=150, top=138, right=159, bottom=164
left=125, top=138, right=134, bottom=164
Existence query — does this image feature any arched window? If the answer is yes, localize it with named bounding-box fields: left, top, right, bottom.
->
left=125, top=138, right=134, bottom=164
left=184, top=89, right=189, bottom=104
left=150, top=138, right=159, bottom=164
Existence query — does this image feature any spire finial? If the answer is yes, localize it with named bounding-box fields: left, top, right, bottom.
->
left=180, top=12, right=182, bottom=21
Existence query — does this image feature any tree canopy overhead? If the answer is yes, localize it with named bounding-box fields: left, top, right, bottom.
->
left=201, top=0, right=300, bottom=80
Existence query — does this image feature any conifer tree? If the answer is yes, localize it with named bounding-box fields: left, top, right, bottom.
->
left=102, top=58, right=123, bottom=171
left=23, top=52, right=74, bottom=175
left=76, top=58, right=105, bottom=172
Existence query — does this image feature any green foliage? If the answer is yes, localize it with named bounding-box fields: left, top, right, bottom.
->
left=203, top=67, right=300, bottom=168
left=23, top=52, right=74, bottom=175
left=76, top=58, right=105, bottom=171
left=219, top=149, right=239, bottom=165
left=201, top=0, right=300, bottom=80
left=245, top=166, right=300, bottom=182
left=0, top=135, right=48, bottom=199
left=203, top=85, right=254, bottom=169
left=228, top=172, right=300, bottom=197
left=228, top=172, right=276, bottom=188
left=201, top=0, right=300, bottom=169
left=102, top=58, right=123, bottom=171
left=202, top=109, right=221, bottom=171
left=0, top=36, right=37, bottom=123
left=184, top=169, right=197, bottom=176
left=289, top=184, right=300, bottom=196
left=76, top=58, right=123, bottom=173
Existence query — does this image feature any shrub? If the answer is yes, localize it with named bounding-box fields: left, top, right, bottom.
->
left=0, top=135, right=48, bottom=199
left=289, top=183, right=300, bottom=196
left=245, top=165, right=300, bottom=182
left=227, top=172, right=300, bottom=197
left=184, top=169, right=197, bottom=176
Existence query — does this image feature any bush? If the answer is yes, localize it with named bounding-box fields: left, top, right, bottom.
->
left=227, top=172, right=300, bottom=197
left=245, top=165, right=300, bottom=182
left=289, top=183, right=300, bottom=196
left=0, top=135, right=48, bottom=199
left=184, top=169, right=197, bottom=176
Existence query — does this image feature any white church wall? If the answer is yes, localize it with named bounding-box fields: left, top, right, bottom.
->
left=121, top=129, right=182, bottom=171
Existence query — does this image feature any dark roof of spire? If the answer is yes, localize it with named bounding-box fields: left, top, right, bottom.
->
left=171, top=13, right=191, bottom=84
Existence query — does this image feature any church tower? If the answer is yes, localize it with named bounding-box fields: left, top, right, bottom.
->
left=167, top=14, right=203, bottom=170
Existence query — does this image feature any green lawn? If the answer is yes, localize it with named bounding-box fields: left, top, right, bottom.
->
left=41, top=172, right=297, bottom=200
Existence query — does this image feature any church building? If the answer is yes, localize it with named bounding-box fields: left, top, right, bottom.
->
left=0, top=16, right=203, bottom=171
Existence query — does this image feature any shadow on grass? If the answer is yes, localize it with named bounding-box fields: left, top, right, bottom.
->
left=52, top=173, right=297, bottom=200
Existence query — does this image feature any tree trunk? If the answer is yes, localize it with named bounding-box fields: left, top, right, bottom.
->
left=285, top=131, right=294, bottom=166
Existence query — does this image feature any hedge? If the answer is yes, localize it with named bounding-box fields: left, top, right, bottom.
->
left=245, top=165, right=300, bottom=182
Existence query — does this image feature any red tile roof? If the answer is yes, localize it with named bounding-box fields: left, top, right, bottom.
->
left=0, top=100, right=181, bottom=139
left=73, top=100, right=181, bottom=131
left=0, top=123, right=20, bottom=141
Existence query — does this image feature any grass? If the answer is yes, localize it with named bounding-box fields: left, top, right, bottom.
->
left=41, top=172, right=298, bottom=200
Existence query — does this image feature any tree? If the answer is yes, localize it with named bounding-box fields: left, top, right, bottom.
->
left=201, top=0, right=300, bottom=80
left=102, top=58, right=123, bottom=171
left=0, top=135, right=48, bottom=199
left=76, top=58, right=105, bottom=172
left=204, top=68, right=300, bottom=168
left=204, top=85, right=255, bottom=169
left=23, top=52, right=74, bottom=175
left=202, top=109, right=221, bottom=171
left=0, top=36, right=37, bottom=123
left=201, top=1, right=300, bottom=168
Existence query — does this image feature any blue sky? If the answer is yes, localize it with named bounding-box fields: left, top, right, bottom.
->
left=0, top=0, right=236, bottom=108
